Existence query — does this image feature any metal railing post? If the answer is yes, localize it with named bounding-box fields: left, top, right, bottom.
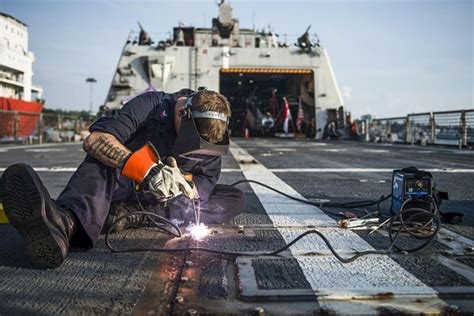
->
left=364, top=119, right=370, bottom=142
left=430, top=112, right=435, bottom=144
left=406, top=117, right=412, bottom=144
left=386, top=120, right=391, bottom=143
left=460, top=110, right=467, bottom=148
left=37, top=113, right=43, bottom=144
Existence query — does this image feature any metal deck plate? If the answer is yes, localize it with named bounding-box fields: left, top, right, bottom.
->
left=201, top=229, right=286, bottom=252
left=237, top=257, right=315, bottom=299
left=198, top=259, right=229, bottom=299
left=238, top=256, right=437, bottom=299
left=0, top=226, right=163, bottom=314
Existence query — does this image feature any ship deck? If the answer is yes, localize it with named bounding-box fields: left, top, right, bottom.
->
left=0, top=139, right=473, bottom=315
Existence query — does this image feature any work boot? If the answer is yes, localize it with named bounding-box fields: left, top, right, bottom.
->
left=104, top=200, right=168, bottom=234
left=1, top=164, right=76, bottom=269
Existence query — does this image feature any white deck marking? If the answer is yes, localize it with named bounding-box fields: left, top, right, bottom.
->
left=363, top=149, right=390, bottom=153
left=25, top=148, right=67, bottom=152
left=0, top=167, right=77, bottom=172
left=272, top=148, right=296, bottom=152
left=0, top=142, right=81, bottom=151
left=324, top=148, right=348, bottom=152
left=229, top=141, right=444, bottom=309
left=268, top=168, right=474, bottom=173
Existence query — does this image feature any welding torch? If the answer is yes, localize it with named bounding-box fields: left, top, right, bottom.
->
left=180, top=169, right=200, bottom=226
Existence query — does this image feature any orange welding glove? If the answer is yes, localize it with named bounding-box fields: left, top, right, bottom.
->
left=121, top=142, right=160, bottom=183
left=122, top=143, right=195, bottom=200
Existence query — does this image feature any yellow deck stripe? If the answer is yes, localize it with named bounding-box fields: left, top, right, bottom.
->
left=0, top=203, right=9, bottom=224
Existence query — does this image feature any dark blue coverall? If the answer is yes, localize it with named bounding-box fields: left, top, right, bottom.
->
left=55, top=90, right=244, bottom=248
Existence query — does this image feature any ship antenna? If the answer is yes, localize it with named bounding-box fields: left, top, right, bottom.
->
left=252, top=11, right=255, bottom=30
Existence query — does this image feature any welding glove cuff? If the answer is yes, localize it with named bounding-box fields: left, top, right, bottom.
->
left=121, top=142, right=159, bottom=183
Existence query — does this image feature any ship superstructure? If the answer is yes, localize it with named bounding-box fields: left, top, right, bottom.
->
left=0, top=12, right=44, bottom=140
left=104, top=1, right=345, bottom=138
left=0, top=12, right=42, bottom=102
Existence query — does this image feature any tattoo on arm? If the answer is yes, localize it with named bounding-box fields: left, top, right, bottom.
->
left=89, top=136, right=130, bottom=167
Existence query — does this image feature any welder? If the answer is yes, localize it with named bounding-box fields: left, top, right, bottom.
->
left=1, top=89, right=245, bottom=269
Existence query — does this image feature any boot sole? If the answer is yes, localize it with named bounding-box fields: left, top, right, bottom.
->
left=2, top=164, right=66, bottom=269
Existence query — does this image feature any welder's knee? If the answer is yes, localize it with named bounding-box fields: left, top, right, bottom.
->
left=232, top=187, right=245, bottom=215
left=219, top=185, right=245, bottom=220
left=201, top=185, right=245, bottom=224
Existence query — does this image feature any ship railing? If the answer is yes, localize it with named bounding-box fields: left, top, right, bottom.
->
left=359, top=109, right=474, bottom=148
left=0, top=109, right=93, bottom=145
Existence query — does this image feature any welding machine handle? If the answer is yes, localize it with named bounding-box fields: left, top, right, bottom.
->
left=401, top=166, right=419, bottom=173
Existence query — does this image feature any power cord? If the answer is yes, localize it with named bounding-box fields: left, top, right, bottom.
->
left=230, top=179, right=392, bottom=210
left=105, top=180, right=440, bottom=262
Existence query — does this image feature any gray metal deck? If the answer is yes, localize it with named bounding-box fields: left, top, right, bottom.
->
left=0, top=139, right=473, bottom=314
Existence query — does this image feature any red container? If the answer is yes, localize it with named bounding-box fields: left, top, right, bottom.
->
left=0, top=97, right=43, bottom=138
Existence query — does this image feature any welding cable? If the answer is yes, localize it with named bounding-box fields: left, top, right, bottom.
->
left=386, top=197, right=441, bottom=252
left=388, top=209, right=441, bottom=252
left=105, top=180, right=439, bottom=263
left=105, top=210, right=440, bottom=263
left=230, top=179, right=391, bottom=212
left=105, top=218, right=389, bottom=261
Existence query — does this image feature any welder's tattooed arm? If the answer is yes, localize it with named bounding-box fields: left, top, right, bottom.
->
left=83, top=132, right=131, bottom=168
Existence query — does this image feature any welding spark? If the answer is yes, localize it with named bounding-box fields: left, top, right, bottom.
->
left=187, top=223, right=210, bottom=240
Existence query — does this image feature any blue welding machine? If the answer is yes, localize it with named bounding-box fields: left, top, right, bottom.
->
left=391, top=167, right=434, bottom=216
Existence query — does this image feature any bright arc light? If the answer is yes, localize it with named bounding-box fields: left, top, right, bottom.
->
left=188, top=223, right=210, bottom=240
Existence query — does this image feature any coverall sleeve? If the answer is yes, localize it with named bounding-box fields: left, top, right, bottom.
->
left=89, top=92, right=164, bottom=143
left=192, top=156, right=222, bottom=201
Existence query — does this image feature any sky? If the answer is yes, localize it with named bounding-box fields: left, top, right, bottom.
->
left=1, top=0, right=473, bottom=119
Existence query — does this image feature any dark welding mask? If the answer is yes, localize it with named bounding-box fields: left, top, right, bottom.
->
left=172, top=93, right=230, bottom=158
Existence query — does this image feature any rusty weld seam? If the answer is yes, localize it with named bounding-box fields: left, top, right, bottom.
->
left=168, top=240, right=189, bottom=314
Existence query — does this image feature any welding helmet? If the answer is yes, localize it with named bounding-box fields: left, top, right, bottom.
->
left=172, top=91, right=230, bottom=158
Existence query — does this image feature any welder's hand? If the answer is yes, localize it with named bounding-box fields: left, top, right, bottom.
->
left=147, top=157, right=195, bottom=200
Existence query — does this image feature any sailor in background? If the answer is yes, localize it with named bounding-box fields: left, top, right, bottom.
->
left=300, top=79, right=316, bottom=138
left=1, top=89, right=244, bottom=269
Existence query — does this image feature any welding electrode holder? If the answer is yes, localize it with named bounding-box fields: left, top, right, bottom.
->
left=181, top=172, right=200, bottom=225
